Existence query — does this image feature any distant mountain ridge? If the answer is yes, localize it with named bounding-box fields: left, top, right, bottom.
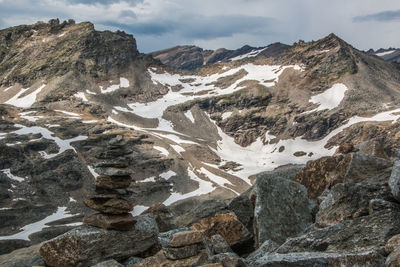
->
left=149, top=42, right=288, bottom=70
left=367, top=47, right=400, bottom=63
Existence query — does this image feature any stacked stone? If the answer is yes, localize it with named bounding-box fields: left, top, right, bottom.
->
left=83, top=135, right=136, bottom=231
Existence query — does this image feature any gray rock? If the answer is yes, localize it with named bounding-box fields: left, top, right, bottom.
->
left=121, top=256, right=143, bottom=267
left=39, top=225, right=158, bottom=267
left=277, top=209, right=400, bottom=254
left=134, top=214, right=159, bottom=235
left=228, top=194, right=254, bottom=233
left=369, top=199, right=399, bottom=214
left=3, top=255, right=45, bottom=267
left=316, top=173, right=393, bottom=227
left=206, top=234, right=232, bottom=255
left=389, top=160, right=400, bottom=202
left=246, top=240, right=279, bottom=265
left=253, top=166, right=315, bottom=245
left=91, top=259, right=124, bottom=267
left=251, top=251, right=384, bottom=267
left=163, top=243, right=203, bottom=260
left=158, top=227, right=191, bottom=248
left=210, top=252, right=246, bottom=267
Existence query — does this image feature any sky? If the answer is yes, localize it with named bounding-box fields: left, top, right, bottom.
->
left=0, top=0, right=399, bottom=53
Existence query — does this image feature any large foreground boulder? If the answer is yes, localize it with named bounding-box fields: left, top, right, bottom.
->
left=253, top=165, right=315, bottom=245
left=39, top=225, right=159, bottom=267
left=250, top=251, right=384, bottom=267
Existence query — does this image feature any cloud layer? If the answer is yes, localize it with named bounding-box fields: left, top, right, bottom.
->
left=0, top=0, right=399, bottom=52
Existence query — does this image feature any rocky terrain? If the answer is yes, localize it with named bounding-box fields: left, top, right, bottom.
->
left=150, top=43, right=288, bottom=70
left=0, top=19, right=399, bottom=266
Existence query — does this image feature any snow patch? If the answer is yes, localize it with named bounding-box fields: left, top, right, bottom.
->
left=154, top=146, right=169, bottom=156
left=221, top=112, right=233, bottom=120
left=0, top=207, right=76, bottom=241
left=131, top=205, right=149, bottom=216
left=376, top=50, right=396, bottom=57
left=88, top=166, right=100, bottom=178
left=308, top=83, right=348, bottom=112
left=184, top=110, right=195, bottom=123
left=1, top=169, right=26, bottom=182
left=74, top=92, right=88, bottom=102
left=5, top=84, right=46, bottom=108
left=159, top=170, right=177, bottom=180
left=171, top=144, right=185, bottom=153
left=101, top=77, right=130, bottom=93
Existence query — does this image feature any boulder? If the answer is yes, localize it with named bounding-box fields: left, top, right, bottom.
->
left=206, top=234, right=232, bottom=255
left=158, top=227, right=191, bottom=248
left=91, top=259, right=123, bottom=267
left=250, top=251, right=384, bottom=267
left=84, top=213, right=136, bottom=231
left=0, top=243, right=44, bottom=267
left=134, top=214, right=159, bottom=236
left=95, top=175, right=132, bottom=189
left=84, top=196, right=133, bottom=214
left=245, top=240, right=279, bottom=266
left=132, top=250, right=208, bottom=267
left=253, top=168, right=315, bottom=245
left=294, top=153, right=392, bottom=200
left=386, top=234, right=400, bottom=254
left=169, top=230, right=203, bottom=247
left=356, top=140, right=389, bottom=159
left=39, top=225, right=158, bottom=267
left=122, top=257, right=143, bottom=267
left=277, top=209, right=400, bottom=254
left=209, top=252, right=246, bottom=267
left=163, top=243, right=203, bottom=260
left=316, top=172, right=393, bottom=227
left=227, top=194, right=254, bottom=233
left=142, top=203, right=176, bottom=232
left=191, top=213, right=251, bottom=247
left=389, top=160, right=400, bottom=202
left=172, top=199, right=228, bottom=228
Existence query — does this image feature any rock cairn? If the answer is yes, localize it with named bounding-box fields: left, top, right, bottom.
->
left=83, top=135, right=136, bottom=230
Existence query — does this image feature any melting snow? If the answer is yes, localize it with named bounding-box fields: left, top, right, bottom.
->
left=0, top=207, right=76, bottom=241
left=184, top=110, right=195, bottom=123
left=159, top=170, right=177, bottom=180
left=221, top=112, right=233, bottom=120
left=88, top=166, right=100, bottom=178
left=230, top=47, right=268, bottom=61
left=101, top=77, right=130, bottom=93
left=154, top=146, right=169, bottom=156
left=1, top=169, right=26, bottom=182
left=171, top=144, right=185, bottom=153
left=86, top=89, right=96, bottom=95
left=12, top=124, right=87, bottom=159
left=20, top=111, right=43, bottom=122
left=163, top=169, right=214, bottom=206
left=55, top=110, right=81, bottom=117
left=308, top=83, right=348, bottom=112
left=74, top=92, right=88, bottom=102
left=5, top=84, right=46, bottom=108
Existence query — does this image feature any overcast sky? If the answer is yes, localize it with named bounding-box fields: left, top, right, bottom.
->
left=0, top=0, right=399, bottom=53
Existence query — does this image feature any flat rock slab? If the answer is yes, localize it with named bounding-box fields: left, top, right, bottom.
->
left=39, top=225, right=158, bottom=267
left=191, top=213, right=251, bottom=247
left=169, top=230, right=203, bottom=247
left=84, top=196, right=133, bottom=214
left=96, top=175, right=132, bottom=190
left=163, top=243, right=203, bottom=260
left=251, top=251, right=384, bottom=267
left=84, top=213, right=136, bottom=231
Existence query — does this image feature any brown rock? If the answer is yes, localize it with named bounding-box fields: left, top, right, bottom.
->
left=294, top=153, right=392, bottom=200
left=386, top=234, right=400, bottom=254
left=191, top=213, right=251, bottom=247
left=132, top=250, right=208, bottom=267
left=84, top=196, right=133, bottom=214
left=387, top=249, right=400, bottom=267
left=96, top=175, right=131, bottom=189
left=84, top=213, right=136, bottom=231
left=337, top=143, right=354, bottom=154
left=39, top=226, right=158, bottom=267
left=169, top=230, right=204, bottom=248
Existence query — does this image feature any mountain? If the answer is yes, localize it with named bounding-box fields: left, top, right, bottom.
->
left=149, top=42, right=288, bottom=70
left=0, top=20, right=400, bottom=266
left=367, top=47, right=400, bottom=64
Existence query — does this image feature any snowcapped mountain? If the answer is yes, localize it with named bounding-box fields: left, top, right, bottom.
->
left=367, top=48, right=400, bottom=63
left=149, top=43, right=288, bottom=70
left=1, top=20, right=400, bottom=258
